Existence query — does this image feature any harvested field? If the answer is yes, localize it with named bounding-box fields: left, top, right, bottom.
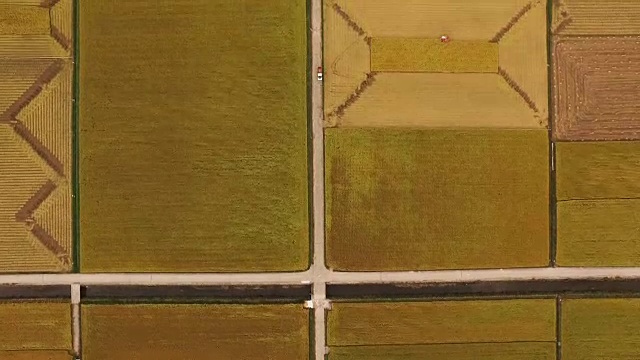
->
left=325, top=129, right=549, bottom=271
left=0, top=301, right=71, bottom=352
left=553, top=37, right=640, bottom=141
left=324, top=0, right=548, bottom=127
left=553, top=0, right=640, bottom=36
left=79, top=0, right=309, bottom=272
left=329, top=343, right=556, bottom=360
left=556, top=142, right=640, bottom=201
left=328, top=300, right=557, bottom=346
left=562, top=298, right=640, bottom=359
left=0, top=2, right=73, bottom=272
left=82, top=304, right=309, bottom=360
left=557, top=199, right=640, bottom=266
left=332, top=73, right=538, bottom=128
left=371, top=38, right=498, bottom=73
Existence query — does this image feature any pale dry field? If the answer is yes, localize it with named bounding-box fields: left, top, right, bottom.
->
left=324, top=0, right=548, bottom=128
left=0, top=2, right=73, bottom=272
left=553, top=0, right=640, bottom=36
left=336, top=73, right=538, bottom=128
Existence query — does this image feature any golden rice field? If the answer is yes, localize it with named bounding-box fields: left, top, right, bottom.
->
left=324, top=0, right=548, bottom=127
left=82, top=304, right=309, bottom=360
left=325, top=129, right=549, bottom=271
left=371, top=38, right=498, bottom=73
left=79, top=0, right=309, bottom=272
left=0, top=301, right=71, bottom=353
left=328, top=300, right=556, bottom=360
left=562, top=298, right=640, bottom=359
left=553, top=0, right=640, bottom=35
left=557, top=200, right=640, bottom=266
left=0, top=1, right=73, bottom=272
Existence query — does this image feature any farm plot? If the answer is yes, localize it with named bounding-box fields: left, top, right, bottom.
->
left=0, top=2, right=73, bottom=272
left=328, top=300, right=556, bottom=360
left=552, top=0, right=640, bottom=36
left=82, top=304, right=309, bottom=360
left=79, top=0, right=309, bottom=272
left=556, top=142, right=640, bottom=266
left=562, top=298, right=640, bottom=359
left=0, top=301, right=72, bottom=358
left=324, top=0, right=548, bottom=128
left=553, top=37, right=640, bottom=141
left=325, top=129, right=549, bottom=271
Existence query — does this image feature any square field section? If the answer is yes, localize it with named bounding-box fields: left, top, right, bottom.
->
left=82, top=304, right=309, bottom=360
left=79, top=1, right=309, bottom=272
left=325, top=129, right=550, bottom=271
left=324, top=0, right=548, bottom=128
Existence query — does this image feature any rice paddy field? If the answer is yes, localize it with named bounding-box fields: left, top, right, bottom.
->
left=78, top=0, right=309, bottom=272
left=328, top=300, right=557, bottom=359
left=325, top=128, right=549, bottom=271
left=0, top=301, right=72, bottom=359
left=82, top=303, right=309, bottom=360
left=0, top=1, right=74, bottom=272
left=562, top=298, right=640, bottom=359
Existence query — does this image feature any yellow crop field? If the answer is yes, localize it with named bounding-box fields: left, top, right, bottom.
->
left=0, top=351, right=72, bottom=360
left=325, top=129, right=549, bottom=271
left=79, top=0, right=309, bottom=272
left=371, top=38, right=498, bottom=73
left=330, top=343, right=556, bottom=360
left=0, top=1, right=73, bottom=272
left=82, top=304, right=309, bottom=360
left=556, top=142, right=640, bottom=201
left=0, top=302, right=71, bottom=352
left=0, top=5, right=50, bottom=35
left=325, top=0, right=548, bottom=128
left=328, top=300, right=556, bottom=360
left=562, top=298, right=640, bottom=359
left=553, top=0, right=640, bottom=35
left=557, top=200, right=640, bottom=266
left=329, top=300, right=556, bottom=346
left=335, top=73, right=538, bottom=128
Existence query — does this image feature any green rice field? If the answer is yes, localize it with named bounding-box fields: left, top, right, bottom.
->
left=325, top=128, right=549, bottom=271
left=79, top=0, right=309, bottom=272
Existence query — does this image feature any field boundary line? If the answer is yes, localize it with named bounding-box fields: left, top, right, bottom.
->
left=331, top=3, right=367, bottom=38
left=4, top=268, right=640, bottom=286
left=498, top=66, right=539, bottom=114
left=327, top=72, right=376, bottom=124
left=491, top=1, right=536, bottom=43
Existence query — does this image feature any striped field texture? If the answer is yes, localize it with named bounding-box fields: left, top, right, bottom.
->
left=371, top=38, right=498, bottom=73
left=553, top=0, right=640, bottom=36
left=79, top=0, right=309, bottom=272
left=557, top=200, right=640, bottom=266
left=562, top=298, right=640, bottom=359
left=325, top=128, right=549, bottom=271
left=0, top=301, right=71, bottom=351
left=0, top=351, right=72, bottom=360
left=329, top=300, right=556, bottom=360
left=556, top=142, right=640, bottom=201
left=82, top=304, right=309, bottom=360
left=0, top=1, right=73, bottom=272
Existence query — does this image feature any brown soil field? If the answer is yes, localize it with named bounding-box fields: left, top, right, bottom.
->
left=553, top=37, right=640, bottom=140
left=326, top=129, right=549, bottom=271
left=0, top=2, right=73, bottom=272
left=553, top=0, right=640, bottom=36
left=556, top=142, right=640, bottom=201
left=557, top=199, right=640, bottom=266
left=328, top=300, right=556, bottom=346
left=0, top=301, right=71, bottom=352
left=324, top=0, right=548, bottom=128
left=562, top=298, right=640, bottom=359
left=82, top=304, right=309, bottom=360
